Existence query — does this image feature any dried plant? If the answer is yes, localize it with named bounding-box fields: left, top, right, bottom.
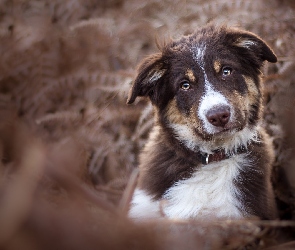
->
left=0, top=0, right=295, bottom=249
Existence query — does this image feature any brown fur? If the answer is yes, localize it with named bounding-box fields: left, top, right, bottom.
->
left=128, top=25, right=277, bottom=219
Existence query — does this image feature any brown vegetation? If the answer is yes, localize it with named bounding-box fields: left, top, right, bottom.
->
left=0, top=0, right=295, bottom=249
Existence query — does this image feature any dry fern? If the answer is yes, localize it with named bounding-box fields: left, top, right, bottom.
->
left=0, top=0, right=295, bottom=249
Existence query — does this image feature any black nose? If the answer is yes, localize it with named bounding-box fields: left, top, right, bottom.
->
left=206, top=105, right=231, bottom=127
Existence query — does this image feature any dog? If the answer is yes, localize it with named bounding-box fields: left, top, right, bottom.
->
left=127, top=25, right=277, bottom=220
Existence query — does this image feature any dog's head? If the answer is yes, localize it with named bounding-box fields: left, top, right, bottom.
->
left=127, top=25, right=277, bottom=149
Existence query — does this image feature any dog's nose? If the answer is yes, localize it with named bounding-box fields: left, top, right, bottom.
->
left=206, top=105, right=230, bottom=127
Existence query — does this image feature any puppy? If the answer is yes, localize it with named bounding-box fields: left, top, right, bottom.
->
left=127, top=25, right=277, bottom=220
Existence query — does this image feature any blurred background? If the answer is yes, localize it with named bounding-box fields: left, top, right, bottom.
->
left=0, top=0, right=295, bottom=249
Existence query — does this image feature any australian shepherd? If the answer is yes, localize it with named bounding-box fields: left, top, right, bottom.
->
left=127, top=25, right=277, bottom=220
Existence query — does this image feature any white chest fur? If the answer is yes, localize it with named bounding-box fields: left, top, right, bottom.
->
left=129, top=154, right=249, bottom=220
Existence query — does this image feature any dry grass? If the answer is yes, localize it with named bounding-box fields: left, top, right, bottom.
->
left=0, top=0, right=295, bottom=249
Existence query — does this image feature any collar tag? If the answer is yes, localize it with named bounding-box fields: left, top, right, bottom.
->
left=201, top=150, right=227, bottom=165
left=201, top=153, right=210, bottom=165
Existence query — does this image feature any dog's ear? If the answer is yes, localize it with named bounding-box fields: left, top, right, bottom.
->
left=127, top=53, right=167, bottom=104
left=229, top=29, right=277, bottom=63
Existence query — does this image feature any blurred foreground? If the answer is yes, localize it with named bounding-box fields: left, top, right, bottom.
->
left=0, top=0, right=295, bottom=249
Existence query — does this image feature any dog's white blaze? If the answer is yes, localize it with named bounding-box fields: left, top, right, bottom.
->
left=198, top=84, right=232, bottom=134
left=163, top=154, right=247, bottom=219
left=129, top=189, right=161, bottom=219
left=191, top=44, right=206, bottom=66
left=190, top=44, right=208, bottom=85
left=191, top=43, right=234, bottom=134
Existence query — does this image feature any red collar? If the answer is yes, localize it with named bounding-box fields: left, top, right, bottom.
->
left=200, top=146, right=247, bottom=165
left=201, top=150, right=227, bottom=165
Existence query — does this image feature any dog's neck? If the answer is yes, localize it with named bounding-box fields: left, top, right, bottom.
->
left=197, top=146, right=248, bottom=165
left=155, top=122, right=261, bottom=165
left=165, top=121, right=261, bottom=155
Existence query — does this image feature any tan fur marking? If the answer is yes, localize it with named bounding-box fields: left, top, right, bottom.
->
left=188, top=105, right=203, bottom=134
left=213, top=60, right=221, bottom=73
left=233, top=90, right=248, bottom=113
left=185, top=69, right=196, bottom=82
left=243, top=75, right=259, bottom=105
left=166, top=98, right=186, bottom=124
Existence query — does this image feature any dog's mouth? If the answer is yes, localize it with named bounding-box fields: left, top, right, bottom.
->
left=212, top=126, right=240, bottom=136
left=212, top=127, right=232, bottom=134
left=194, top=122, right=243, bottom=140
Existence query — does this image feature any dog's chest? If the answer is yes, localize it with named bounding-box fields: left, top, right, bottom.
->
left=129, top=154, right=252, bottom=219
left=163, top=155, right=247, bottom=219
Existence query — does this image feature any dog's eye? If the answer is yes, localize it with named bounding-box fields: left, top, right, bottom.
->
left=181, top=81, right=190, bottom=90
left=222, top=67, right=232, bottom=76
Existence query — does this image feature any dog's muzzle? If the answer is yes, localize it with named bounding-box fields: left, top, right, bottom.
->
left=205, top=105, right=231, bottom=128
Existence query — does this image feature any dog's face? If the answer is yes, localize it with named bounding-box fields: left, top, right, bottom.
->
left=127, top=26, right=277, bottom=146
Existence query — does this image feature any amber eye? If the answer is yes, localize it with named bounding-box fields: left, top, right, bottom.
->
left=222, top=67, right=232, bottom=76
left=181, top=81, right=190, bottom=90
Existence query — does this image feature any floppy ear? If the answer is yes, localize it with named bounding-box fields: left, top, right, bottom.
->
left=127, top=53, right=167, bottom=104
left=230, top=29, right=277, bottom=64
